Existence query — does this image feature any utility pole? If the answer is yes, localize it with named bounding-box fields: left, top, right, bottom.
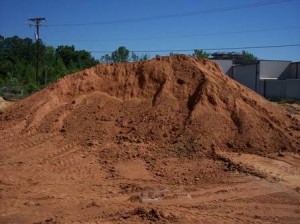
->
left=28, top=17, right=46, bottom=85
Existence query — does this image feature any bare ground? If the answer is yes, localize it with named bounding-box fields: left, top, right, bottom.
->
left=0, top=136, right=299, bottom=223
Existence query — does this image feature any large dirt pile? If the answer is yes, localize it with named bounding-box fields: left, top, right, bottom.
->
left=0, top=55, right=299, bottom=155
left=1, top=55, right=300, bottom=224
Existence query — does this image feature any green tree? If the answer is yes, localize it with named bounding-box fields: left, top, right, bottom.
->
left=24, top=65, right=36, bottom=84
left=100, top=54, right=113, bottom=63
left=0, top=35, right=96, bottom=97
left=55, top=45, right=76, bottom=68
left=76, top=50, right=98, bottom=69
left=111, top=46, right=129, bottom=62
left=101, top=46, right=130, bottom=63
left=0, top=60, right=14, bottom=80
left=169, top=52, right=179, bottom=56
left=54, top=57, right=68, bottom=80
left=192, top=49, right=210, bottom=59
left=55, top=45, right=97, bottom=70
left=241, top=50, right=258, bottom=60
left=130, top=52, right=149, bottom=62
left=43, top=46, right=56, bottom=66
left=24, top=82, right=39, bottom=94
left=139, top=54, right=149, bottom=62
left=131, top=52, right=139, bottom=62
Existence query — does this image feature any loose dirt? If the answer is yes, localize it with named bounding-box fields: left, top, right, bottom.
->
left=0, top=55, right=299, bottom=223
left=0, top=97, right=12, bottom=112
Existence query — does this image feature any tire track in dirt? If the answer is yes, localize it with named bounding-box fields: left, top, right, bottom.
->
left=216, top=151, right=300, bottom=189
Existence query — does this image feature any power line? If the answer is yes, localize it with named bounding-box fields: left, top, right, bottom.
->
left=89, top=44, right=300, bottom=54
left=47, top=0, right=294, bottom=27
left=28, top=17, right=47, bottom=84
left=44, top=26, right=300, bottom=43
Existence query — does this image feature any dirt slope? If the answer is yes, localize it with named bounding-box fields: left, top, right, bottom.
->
left=0, top=55, right=299, bottom=223
left=1, top=55, right=299, bottom=153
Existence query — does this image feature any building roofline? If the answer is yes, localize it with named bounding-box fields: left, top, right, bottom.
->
left=259, top=59, right=292, bottom=62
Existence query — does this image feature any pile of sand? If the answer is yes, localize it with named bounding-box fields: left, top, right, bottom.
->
left=0, top=55, right=299, bottom=155
left=0, top=97, right=11, bottom=111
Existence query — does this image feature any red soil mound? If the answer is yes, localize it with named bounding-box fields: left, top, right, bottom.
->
left=0, top=55, right=299, bottom=155
left=1, top=55, right=300, bottom=224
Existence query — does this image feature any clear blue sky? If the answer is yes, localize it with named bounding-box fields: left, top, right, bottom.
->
left=0, top=0, right=300, bottom=61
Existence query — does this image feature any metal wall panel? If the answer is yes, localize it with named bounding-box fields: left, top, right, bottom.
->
left=211, top=59, right=233, bottom=77
left=291, top=62, right=300, bottom=79
left=262, top=79, right=300, bottom=100
left=259, top=60, right=291, bottom=79
left=286, top=79, right=300, bottom=99
left=264, top=80, right=286, bottom=99
left=232, top=64, right=257, bottom=91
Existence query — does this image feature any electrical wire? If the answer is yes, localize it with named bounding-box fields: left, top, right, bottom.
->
left=44, top=26, right=300, bottom=43
left=47, top=0, right=295, bottom=27
left=88, top=44, right=300, bottom=54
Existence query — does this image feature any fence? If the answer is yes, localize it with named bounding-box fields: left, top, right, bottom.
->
left=259, top=79, right=300, bottom=100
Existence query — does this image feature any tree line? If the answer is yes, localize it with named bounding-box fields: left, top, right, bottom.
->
left=0, top=35, right=99, bottom=97
left=0, top=35, right=257, bottom=98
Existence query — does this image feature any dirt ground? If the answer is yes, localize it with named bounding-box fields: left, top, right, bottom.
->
left=0, top=135, right=299, bottom=224
left=0, top=56, right=299, bottom=223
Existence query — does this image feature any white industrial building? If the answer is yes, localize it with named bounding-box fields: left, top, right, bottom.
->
left=213, top=59, right=300, bottom=100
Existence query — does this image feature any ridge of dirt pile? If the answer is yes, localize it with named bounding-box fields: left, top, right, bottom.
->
left=0, top=55, right=299, bottom=154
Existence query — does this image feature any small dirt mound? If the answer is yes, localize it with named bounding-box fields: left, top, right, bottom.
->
left=0, top=96, right=12, bottom=111
left=0, top=55, right=299, bottom=154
